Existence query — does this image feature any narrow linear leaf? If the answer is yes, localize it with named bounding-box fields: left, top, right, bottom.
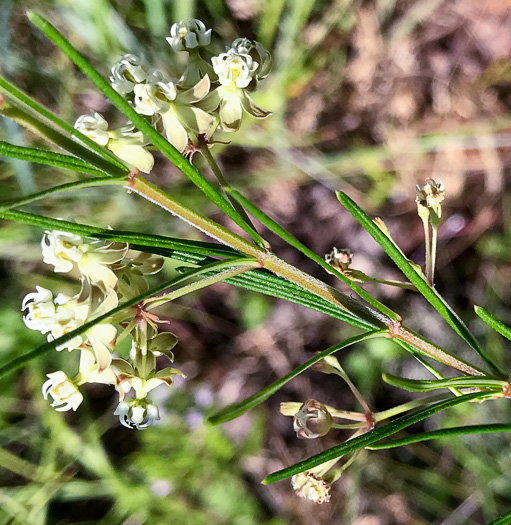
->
left=263, top=391, right=494, bottom=484
left=0, top=177, right=126, bottom=212
left=0, top=210, right=240, bottom=259
left=475, top=306, right=511, bottom=342
left=0, top=257, right=255, bottom=378
left=0, top=141, right=108, bottom=176
left=228, top=188, right=400, bottom=321
left=0, top=210, right=377, bottom=329
left=337, top=191, right=506, bottom=378
left=206, top=330, right=386, bottom=425
left=28, top=12, right=265, bottom=247
left=382, top=373, right=507, bottom=392
left=1, top=100, right=128, bottom=177
left=367, top=424, right=511, bottom=450
left=0, top=74, right=127, bottom=171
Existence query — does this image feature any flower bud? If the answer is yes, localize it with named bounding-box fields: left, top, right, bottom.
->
left=293, top=399, right=333, bottom=439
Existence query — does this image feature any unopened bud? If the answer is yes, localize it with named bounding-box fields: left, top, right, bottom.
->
left=293, top=399, right=333, bottom=439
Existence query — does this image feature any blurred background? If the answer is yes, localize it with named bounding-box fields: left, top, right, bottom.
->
left=1, top=0, right=511, bottom=523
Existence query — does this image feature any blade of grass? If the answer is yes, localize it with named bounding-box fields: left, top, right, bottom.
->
left=263, top=390, right=495, bottom=484
left=367, top=424, right=511, bottom=450
left=206, top=330, right=386, bottom=425
left=227, top=188, right=400, bottom=321
left=0, top=74, right=127, bottom=171
left=475, top=306, right=511, bottom=342
left=0, top=257, right=256, bottom=379
left=27, top=12, right=267, bottom=248
left=0, top=177, right=127, bottom=212
left=382, top=373, right=507, bottom=392
left=337, top=191, right=506, bottom=378
left=0, top=141, right=108, bottom=176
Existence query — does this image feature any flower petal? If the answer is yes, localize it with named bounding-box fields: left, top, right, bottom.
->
left=161, top=112, right=189, bottom=152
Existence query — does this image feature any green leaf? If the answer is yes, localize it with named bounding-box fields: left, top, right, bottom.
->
left=27, top=12, right=266, bottom=247
left=367, top=423, right=511, bottom=450
left=0, top=100, right=127, bottom=177
left=228, top=188, right=400, bottom=321
left=337, top=191, right=507, bottom=378
left=475, top=306, right=511, bottom=342
left=0, top=209, right=240, bottom=260
left=1, top=258, right=254, bottom=379
left=0, top=177, right=127, bottom=212
left=206, top=330, right=386, bottom=425
left=382, top=373, right=507, bottom=392
left=0, top=210, right=377, bottom=329
left=0, top=142, right=108, bottom=176
left=262, top=391, right=494, bottom=484
left=0, top=74, right=127, bottom=172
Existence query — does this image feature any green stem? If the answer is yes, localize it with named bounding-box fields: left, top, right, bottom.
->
left=198, top=140, right=269, bottom=249
left=374, top=393, right=452, bottom=421
left=431, top=223, right=438, bottom=285
left=129, top=177, right=485, bottom=376
left=144, top=259, right=259, bottom=309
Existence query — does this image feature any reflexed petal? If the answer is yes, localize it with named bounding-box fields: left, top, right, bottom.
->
left=219, top=91, right=243, bottom=132
left=108, top=142, right=154, bottom=173
left=79, top=261, right=118, bottom=291
left=196, top=89, right=221, bottom=113
left=178, top=75, right=210, bottom=104
left=240, top=91, right=272, bottom=119
left=176, top=105, right=214, bottom=134
left=161, top=112, right=189, bottom=152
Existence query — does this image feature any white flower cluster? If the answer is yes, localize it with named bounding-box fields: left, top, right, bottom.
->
left=74, top=18, right=272, bottom=163
left=23, top=230, right=183, bottom=428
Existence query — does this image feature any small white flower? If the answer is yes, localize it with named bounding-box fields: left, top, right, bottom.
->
left=114, top=399, right=160, bottom=430
left=167, top=19, right=212, bottom=52
left=110, top=54, right=148, bottom=95
left=231, top=38, right=272, bottom=84
left=74, top=111, right=109, bottom=146
left=41, top=231, right=84, bottom=273
left=133, top=73, right=213, bottom=152
left=200, top=50, right=271, bottom=132
left=42, top=371, right=83, bottom=412
left=212, top=49, right=258, bottom=89
left=22, top=286, right=58, bottom=334
left=41, top=231, right=128, bottom=291
left=133, top=71, right=177, bottom=116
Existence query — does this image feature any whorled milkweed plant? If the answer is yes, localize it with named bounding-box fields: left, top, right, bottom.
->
left=1, top=13, right=511, bottom=513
